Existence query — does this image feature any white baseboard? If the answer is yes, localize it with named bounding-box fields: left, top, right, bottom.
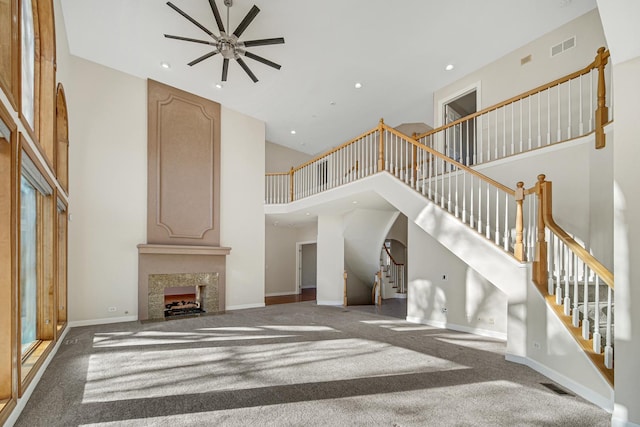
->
left=612, top=406, right=640, bottom=427
left=265, top=291, right=298, bottom=297
left=5, top=327, right=70, bottom=427
left=612, top=419, right=640, bottom=427
left=226, top=303, right=266, bottom=311
left=505, top=353, right=614, bottom=412
left=406, top=316, right=507, bottom=341
left=317, top=300, right=343, bottom=306
left=68, top=315, right=138, bottom=327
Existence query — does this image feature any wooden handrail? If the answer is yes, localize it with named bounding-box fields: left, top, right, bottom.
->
left=265, top=172, right=289, bottom=176
left=292, top=127, right=379, bottom=173
left=383, top=124, right=516, bottom=196
left=382, top=245, right=404, bottom=267
left=535, top=174, right=614, bottom=289
left=415, top=47, right=610, bottom=141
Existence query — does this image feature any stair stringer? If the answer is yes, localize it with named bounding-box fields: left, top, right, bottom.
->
left=369, top=172, right=529, bottom=357
left=511, top=280, right=614, bottom=410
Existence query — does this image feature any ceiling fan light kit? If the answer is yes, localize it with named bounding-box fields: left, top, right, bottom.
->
left=164, top=0, right=285, bottom=83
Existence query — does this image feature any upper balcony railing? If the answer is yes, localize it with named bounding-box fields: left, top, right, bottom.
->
left=416, top=47, right=611, bottom=166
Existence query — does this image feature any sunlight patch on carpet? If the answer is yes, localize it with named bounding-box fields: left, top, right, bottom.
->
left=82, top=338, right=468, bottom=403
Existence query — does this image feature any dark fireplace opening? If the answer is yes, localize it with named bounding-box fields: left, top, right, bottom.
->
left=164, top=285, right=206, bottom=318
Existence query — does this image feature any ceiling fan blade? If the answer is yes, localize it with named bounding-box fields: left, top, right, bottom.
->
left=233, top=5, right=260, bottom=38
left=243, top=37, right=285, bottom=48
left=222, top=58, right=229, bottom=81
left=208, top=0, right=226, bottom=33
left=244, top=51, right=281, bottom=70
left=188, top=51, right=219, bottom=66
left=166, top=2, right=218, bottom=41
left=164, top=34, right=216, bottom=46
left=236, top=57, right=258, bottom=82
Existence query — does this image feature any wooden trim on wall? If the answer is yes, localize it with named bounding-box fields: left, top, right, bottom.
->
left=55, top=83, right=68, bottom=193
left=0, top=96, right=17, bottom=408
left=0, top=0, right=19, bottom=111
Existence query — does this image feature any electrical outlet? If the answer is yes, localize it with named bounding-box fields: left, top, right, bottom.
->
left=108, top=307, right=117, bottom=312
left=441, top=307, right=448, bottom=314
left=488, top=318, right=495, bottom=325
left=533, top=341, right=541, bottom=350
left=442, top=274, right=448, bottom=281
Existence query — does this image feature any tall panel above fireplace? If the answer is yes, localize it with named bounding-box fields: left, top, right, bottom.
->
left=147, top=79, right=221, bottom=246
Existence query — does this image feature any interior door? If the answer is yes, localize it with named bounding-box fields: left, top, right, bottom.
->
left=444, top=104, right=462, bottom=163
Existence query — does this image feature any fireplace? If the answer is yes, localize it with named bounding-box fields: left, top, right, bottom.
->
left=137, top=244, right=230, bottom=321
left=147, top=272, right=219, bottom=320
left=164, top=286, right=206, bottom=317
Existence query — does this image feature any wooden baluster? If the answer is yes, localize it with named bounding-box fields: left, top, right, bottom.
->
left=343, top=271, right=348, bottom=307
left=412, top=139, right=418, bottom=189
left=533, top=174, right=547, bottom=288
left=572, top=254, right=580, bottom=327
left=514, top=182, right=525, bottom=261
left=289, top=167, right=294, bottom=202
left=593, top=274, right=601, bottom=353
left=378, top=118, right=385, bottom=171
left=595, top=47, right=609, bottom=149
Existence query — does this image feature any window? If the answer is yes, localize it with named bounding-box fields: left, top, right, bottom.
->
left=20, top=0, right=35, bottom=129
left=20, top=175, right=37, bottom=355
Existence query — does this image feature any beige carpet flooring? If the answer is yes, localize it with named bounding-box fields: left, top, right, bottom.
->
left=15, top=302, right=610, bottom=426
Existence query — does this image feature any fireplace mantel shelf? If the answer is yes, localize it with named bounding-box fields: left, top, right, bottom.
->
left=137, top=244, right=232, bottom=256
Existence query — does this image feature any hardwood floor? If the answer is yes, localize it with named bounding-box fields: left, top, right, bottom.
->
left=265, top=288, right=316, bottom=306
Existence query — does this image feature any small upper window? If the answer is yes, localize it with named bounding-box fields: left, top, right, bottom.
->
left=21, top=0, right=35, bottom=129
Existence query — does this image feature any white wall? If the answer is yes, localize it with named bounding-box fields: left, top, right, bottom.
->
left=407, top=221, right=508, bottom=338
left=65, top=56, right=147, bottom=323
left=62, top=53, right=266, bottom=320
left=265, top=141, right=312, bottom=173
left=220, top=107, right=265, bottom=310
left=264, top=223, right=297, bottom=296
left=386, top=214, right=407, bottom=247
left=611, top=57, right=640, bottom=426
left=434, top=9, right=607, bottom=124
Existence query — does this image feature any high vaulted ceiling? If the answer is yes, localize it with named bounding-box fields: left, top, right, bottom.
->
left=60, top=0, right=596, bottom=156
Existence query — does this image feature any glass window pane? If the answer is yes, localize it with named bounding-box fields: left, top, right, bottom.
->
left=21, top=0, right=34, bottom=128
left=20, top=175, right=37, bottom=353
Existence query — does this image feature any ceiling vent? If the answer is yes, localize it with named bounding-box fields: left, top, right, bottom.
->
left=551, top=36, right=576, bottom=57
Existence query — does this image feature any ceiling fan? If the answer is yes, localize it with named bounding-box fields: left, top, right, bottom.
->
left=164, top=0, right=285, bottom=83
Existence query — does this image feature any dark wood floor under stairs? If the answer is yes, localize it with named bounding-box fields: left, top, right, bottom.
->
left=265, top=288, right=317, bottom=305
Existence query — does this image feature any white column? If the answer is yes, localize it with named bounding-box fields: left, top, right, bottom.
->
left=316, top=215, right=345, bottom=305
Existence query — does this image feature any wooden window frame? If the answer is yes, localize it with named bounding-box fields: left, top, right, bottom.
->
left=0, top=0, right=19, bottom=111
left=17, top=137, right=55, bottom=396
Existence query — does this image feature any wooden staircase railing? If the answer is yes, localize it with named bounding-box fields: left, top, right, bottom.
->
left=530, top=174, right=614, bottom=385
left=381, top=244, right=406, bottom=295
left=415, top=47, right=611, bottom=165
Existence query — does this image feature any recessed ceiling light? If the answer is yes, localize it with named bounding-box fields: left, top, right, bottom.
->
left=355, top=82, right=362, bottom=89
left=290, top=130, right=296, bottom=135
left=329, top=101, right=336, bottom=106
left=305, top=212, right=310, bottom=216
left=352, top=200, right=358, bottom=204
left=160, top=61, right=171, bottom=69
left=445, top=64, right=454, bottom=71
left=215, top=83, right=223, bottom=89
